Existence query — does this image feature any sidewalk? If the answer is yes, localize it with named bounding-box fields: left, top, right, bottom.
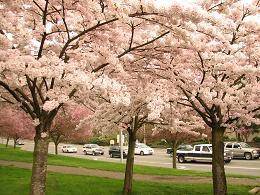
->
left=0, top=159, right=259, bottom=186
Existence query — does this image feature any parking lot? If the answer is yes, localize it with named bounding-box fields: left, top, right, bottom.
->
left=17, top=140, right=260, bottom=177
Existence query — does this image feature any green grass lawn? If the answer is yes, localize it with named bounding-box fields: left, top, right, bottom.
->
left=0, top=166, right=253, bottom=195
left=0, top=144, right=258, bottom=179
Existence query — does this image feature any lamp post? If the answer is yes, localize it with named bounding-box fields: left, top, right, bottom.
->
left=169, top=100, right=173, bottom=127
left=143, top=124, right=146, bottom=144
left=120, top=128, right=123, bottom=163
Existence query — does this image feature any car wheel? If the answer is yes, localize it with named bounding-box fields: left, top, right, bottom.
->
left=244, top=153, right=252, bottom=160
left=92, top=151, right=96, bottom=156
left=140, top=151, right=144, bottom=156
left=178, top=155, right=185, bottom=163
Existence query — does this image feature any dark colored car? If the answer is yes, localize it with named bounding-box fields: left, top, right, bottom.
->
left=109, top=146, right=128, bottom=158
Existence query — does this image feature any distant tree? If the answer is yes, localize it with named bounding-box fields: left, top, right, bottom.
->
left=153, top=105, right=205, bottom=168
left=236, top=127, right=255, bottom=142
left=0, top=107, right=34, bottom=148
left=49, top=104, right=92, bottom=155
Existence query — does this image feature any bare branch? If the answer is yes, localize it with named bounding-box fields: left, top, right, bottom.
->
left=118, top=31, right=170, bottom=58
left=33, top=0, right=44, bottom=12
left=92, top=31, right=170, bottom=72
left=37, top=0, right=49, bottom=59
left=207, top=1, right=224, bottom=11
left=59, top=18, right=118, bottom=59
left=197, top=52, right=205, bottom=85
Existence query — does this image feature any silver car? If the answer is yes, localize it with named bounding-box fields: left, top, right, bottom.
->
left=82, top=144, right=104, bottom=156
left=224, top=142, right=260, bottom=160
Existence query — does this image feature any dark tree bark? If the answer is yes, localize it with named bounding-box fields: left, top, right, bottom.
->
left=123, top=130, right=136, bottom=195
left=30, top=126, right=50, bottom=195
left=5, top=137, right=9, bottom=147
left=236, top=132, right=242, bottom=141
left=54, top=141, right=58, bottom=155
left=212, top=126, right=227, bottom=195
left=13, top=138, right=18, bottom=149
left=171, top=140, right=177, bottom=169
left=52, top=134, right=61, bottom=155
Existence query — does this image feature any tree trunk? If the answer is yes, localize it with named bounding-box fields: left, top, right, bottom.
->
left=171, top=140, right=177, bottom=169
left=54, top=142, right=58, bottom=155
left=237, top=132, right=242, bottom=141
left=5, top=137, right=9, bottom=147
left=245, top=135, right=249, bottom=143
left=13, top=138, right=18, bottom=149
left=212, top=126, right=227, bottom=195
left=30, top=128, right=49, bottom=195
left=123, top=131, right=136, bottom=195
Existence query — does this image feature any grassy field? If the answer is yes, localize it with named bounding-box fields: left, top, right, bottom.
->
left=0, top=166, right=253, bottom=195
left=0, top=144, right=258, bottom=179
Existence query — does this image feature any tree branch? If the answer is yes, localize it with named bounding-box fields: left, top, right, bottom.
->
left=92, top=31, right=170, bottom=72
left=37, top=0, right=49, bottom=59
left=59, top=18, right=118, bottom=59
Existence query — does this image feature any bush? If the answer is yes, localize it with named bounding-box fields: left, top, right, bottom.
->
left=148, top=140, right=168, bottom=148
left=192, top=139, right=209, bottom=145
left=89, top=136, right=112, bottom=146
left=253, top=136, right=260, bottom=143
left=224, top=136, right=237, bottom=141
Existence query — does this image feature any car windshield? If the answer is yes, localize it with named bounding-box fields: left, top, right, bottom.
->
left=92, top=144, right=99, bottom=148
left=137, top=144, right=149, bottom=148
left=111, top=146, right=127, bottom=150
left=240, top=143, right=251, bottom=148
left=178, top=145, right=193, bottom=151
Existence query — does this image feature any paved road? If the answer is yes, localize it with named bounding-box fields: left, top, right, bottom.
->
left=10, top=139, right=260, bottom=177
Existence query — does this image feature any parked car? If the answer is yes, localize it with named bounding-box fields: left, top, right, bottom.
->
left=224, top=142, right=260, bottom=160
left=62, top=145, right=77, bottom=153
left=15, top=140, right=24, bottom=145
left=109, top=146, right=128, bottom=158
left=167, top=144, right=193, bottom=154
left=177, top=144, right=233, bottom=163
left=82, top=144, right=104, bottom=155
left=135, top=143, right=154, bottom=155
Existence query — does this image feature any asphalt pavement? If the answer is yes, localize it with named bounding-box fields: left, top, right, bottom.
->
left=4, top=139, right=260, bottom=177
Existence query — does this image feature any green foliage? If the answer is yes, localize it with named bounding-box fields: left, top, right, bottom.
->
left=148, top=140, right=169, bottom=148
left=191, top=139, right=209, bottom=145
left=0, top=166, right=254, bottom=195
left=223, top=136, right=237, bottom=142
left=88, top=136, right=114, bottom=146
left=253, top=136, right=260, bottom=143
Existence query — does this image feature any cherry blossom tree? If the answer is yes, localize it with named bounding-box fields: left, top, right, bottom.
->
left=49, top=103, right=92, bottom=155
left=84, top=1, right=227, bottom=194
left=236, top=126, right=255, bottom=142
left=0, top=1, right=175, bottom=194
left=86, top=77, right=172, bottom=195
left=1, top=1, right=257, bottom=195
left=152, top=105, right=205, bottom=168
left=0, top=106, right=34, bottom=148
left=143, top=1, right=260, bottom=194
